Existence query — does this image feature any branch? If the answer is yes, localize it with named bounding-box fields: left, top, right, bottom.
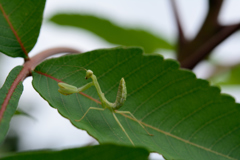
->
left=178, top=0, right=224, bottom=68
left=181, top=23, right=240, bottom=69
left=170, top=0, right=186, bottom=47
left=208, top=0, right=223, bottom=23
left=26, top=47, right=80, bottom=71
left=193, top=0, right=223, bottom=44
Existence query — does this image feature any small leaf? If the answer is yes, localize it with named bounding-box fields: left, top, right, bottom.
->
left=0, top=0, right=46, bottom=58
left=211, top=64, right=240, bottom=85
left=32, top=47, right=240, bottom=160
left=0, top=144, right=149, bottom=160
left=49, top=14, right=173, bottom=53
left=14, top=109, right=34, bottom=120
left=0, top=66, right=23, bottom=143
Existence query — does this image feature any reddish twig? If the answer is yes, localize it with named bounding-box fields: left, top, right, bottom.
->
left=176, top=0, right=237, bottom=69
left=170, top=0, right=186, bottom=48
left=27, top=47, right=80, bottom=71
left=181, top=23, right=240, bottom=69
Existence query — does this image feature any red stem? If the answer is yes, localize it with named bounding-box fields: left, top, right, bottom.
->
left=26, top=47, right=80, bottom=71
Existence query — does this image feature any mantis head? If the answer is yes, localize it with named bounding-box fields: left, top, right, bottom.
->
left=85, top=70, right=93, bottom=79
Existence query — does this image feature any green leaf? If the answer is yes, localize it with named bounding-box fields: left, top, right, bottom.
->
left=49, top=14, right=173, bottom=53
left=0, top=0, right=46, bottom=58
left=0, top=66, right=23, bottom=143
left=32, top=47, right=240, bottom=160
left=210, top=64, right=240, bottom=85
left=14, top=109, right=34, bottom=120
left=0, top=144, right=149, bottom=160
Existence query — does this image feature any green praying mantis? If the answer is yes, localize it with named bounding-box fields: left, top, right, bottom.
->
left=58, top=69, right=152, bottom=146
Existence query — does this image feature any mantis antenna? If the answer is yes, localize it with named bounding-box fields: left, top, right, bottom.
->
left=58, top=69, right=152, bottom=146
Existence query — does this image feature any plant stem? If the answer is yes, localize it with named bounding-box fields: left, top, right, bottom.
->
left=180, top=23, right=240, bottom=69
left=173, top=0, right=240, bottom=69
left=26, top=47, right=80, bottom=71
left=170, top=0, right=186, bottom=50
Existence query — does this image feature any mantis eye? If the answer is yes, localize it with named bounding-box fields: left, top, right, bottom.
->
left=85, top=70, right=93, bottom=79
left=58, top=82, right=78, bottom=95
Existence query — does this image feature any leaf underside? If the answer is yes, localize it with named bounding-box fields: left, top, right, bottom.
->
left=0, top=0, right=46, bottom=58
left=0, top=144, right=149, bottom=160
left=0, top=66, right=23, bottom=144
left=32, top=47, right=240, bottom=160
left=49, top=14, right=174, bottom=53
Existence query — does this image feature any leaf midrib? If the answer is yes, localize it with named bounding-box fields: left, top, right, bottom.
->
left=0, top=67, right=25, bottom=122
left=0, top=3, right=28, bottom=59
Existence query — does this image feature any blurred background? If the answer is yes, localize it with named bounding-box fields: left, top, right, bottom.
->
left=1, top=0, right=240, bottom=159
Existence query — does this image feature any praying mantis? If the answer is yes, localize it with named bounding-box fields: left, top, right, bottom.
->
left=58, top=69, right=152, bottom=146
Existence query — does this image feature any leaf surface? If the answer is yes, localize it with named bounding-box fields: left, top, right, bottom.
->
left=0, top=66, right=23, bottom=143
left=0, top=0, right=46, bottom=58
left=0, top=144, right=149, bottom=160
left=32, top=47, right=240, bottom=160
left=49, top=14, right=173, bottom=53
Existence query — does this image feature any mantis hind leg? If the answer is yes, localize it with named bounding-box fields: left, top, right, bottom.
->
left=112, top=112, right=134, bottom=146
left=75, top=107, right=105, bottom=122
left=115, top=110, right=153, bottom=136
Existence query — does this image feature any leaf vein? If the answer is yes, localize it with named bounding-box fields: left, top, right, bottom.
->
left=169, top=101, right=214, bottom=133
left=133, top=73, right=192, bottom=114
left=104, top=58, right=157, bottom=96
left=7, top=1, right=25, bottom=16
left=141, top=87, right=201, bottom=121
left=188, top=110, right=235, bottom=141
left=209, top=125, right=240, bottom=149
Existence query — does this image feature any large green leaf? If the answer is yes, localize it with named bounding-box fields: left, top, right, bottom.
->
left=0, top=144, right=149, bottom=160
left=49, top=14, right=173, bottom=53
left=32, top=47, right=240, bottom=160
left=0, top=66, right=23, bottom=143
left=0, top=0, right=46, bottom=58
